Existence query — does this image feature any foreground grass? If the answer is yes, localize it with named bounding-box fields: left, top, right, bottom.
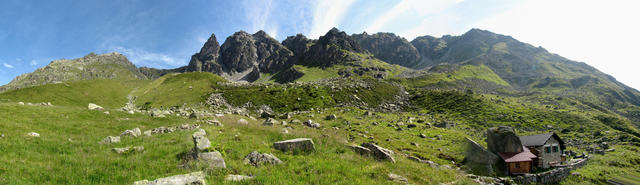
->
left=0, top=103, right=475, bottom=184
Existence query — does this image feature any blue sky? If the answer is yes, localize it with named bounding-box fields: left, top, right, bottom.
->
left=1, top=0, right=639, bottom=89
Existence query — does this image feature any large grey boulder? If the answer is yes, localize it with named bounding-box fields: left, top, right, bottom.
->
left=192, top=129, right=211, bottom=153
left=349, top=145, right=371, bottom=156
left=243, top=151, right=283, bottom=166
left=237, top=118, right=249, bottom=125
left=465, top=138, right=500, bottom=175
left=486, top=126, right=523, bottom=154
left=273, top=138, right=315, bottom=152
left=133, top=171, right=206, bottom=185
left=198, top=151, right=226, bottom=169
left=263, top=118, right=278, bottom=126
left=361, top=143, right=395, bottom=163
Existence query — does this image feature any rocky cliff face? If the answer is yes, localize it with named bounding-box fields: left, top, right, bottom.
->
left=352, top=32, right=421, bottom=68
left=253, top=31, right=295, bottom=73
left=187, top=33, right=223, bottom=73
left=219, top=31, right=258, bottom=74
left=301, top=28, right=366, bottom=67
left=282, top=34, right=312, bottom=57
left=0, top=52, right=147, bottom=92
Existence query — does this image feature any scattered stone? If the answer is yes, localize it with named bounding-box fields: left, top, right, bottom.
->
left=206, top=119, right=222, bottom=126
left=18, top=102, right=24, bottom=105
left=179, top=124, right=200, bottom=130
left=225, top=174, right=254, bottom=181
left=291, top=119, right=302, bottom=124
left=243, top=151, right=283, bottom=166
left=26, top=132, right=40, bottom=137
left=143, top=130, right=152, bottom=137
left=88, top=103, right=104, bottom=111
left=192, top=129, right=211, bottom=152
left=281, top=121, right=288, bottom=126
left=237, top=118, right=249, bottom=125
left=605, top=148, right=615, bottom=152
left=100, top=136, right=120, bottom=144
left=198, top=151, right=226, bottom=169
left=263, top=118, right=278, bottom=126
left=407, top=124, right=417, bottom=128
left=419, top=133, right=427, bottom=138
left=361, top=143, right=395, bottom=163
left=388, top=173, right=408, bottom=184
left=281, top=128, right=289, bottom=134
left=127, top=110, right=135, bottom=115
left=104, top=111, right=110, bottom=114
left=151, top=127, right=174, bottom=134
left=112, top=146, right=144, bottom=154
left=121, top=128, right=141, bottom=137
left=303, top=120, right=321, bottom=128
left=134, top=171, right=206, bottom=185
left=273, top=138, right=315, bottom=152
left=364, top=111, right=373, bottom=116
left=325, top=114, right=337, bottom=120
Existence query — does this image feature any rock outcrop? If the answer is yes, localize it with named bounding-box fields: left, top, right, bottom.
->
left=187, top=33, right=223, bottom=73
left=352, top=32, right=421, bottom=68
left=465, top=138, right=500, bottom=175
left=243, top=151, right=283, bottom=166
left=486, top=126, right=523, bottom=154
left=301, top=28, right=366, bottom=67
left=360, top=143, right=395, bottom=163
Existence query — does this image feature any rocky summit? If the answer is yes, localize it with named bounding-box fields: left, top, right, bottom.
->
left=1, top=26, right=640, bottom=185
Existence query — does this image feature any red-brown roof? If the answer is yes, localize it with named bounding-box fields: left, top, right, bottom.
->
left=499, top=147, right=537, bottom=162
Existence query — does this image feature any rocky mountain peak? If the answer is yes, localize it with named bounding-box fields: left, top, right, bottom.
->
left=317, top=27, right=365, bottom=53
left=352, top=32, right=421, bottom=68
left=187, top=33, right=222, bottom=73
left=282, top=34, right=312, bottom=57
left=219, top=31, right=258, bottom=73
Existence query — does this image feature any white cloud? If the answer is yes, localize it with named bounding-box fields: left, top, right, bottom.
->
left=243, top=0, right=275, bottom=34
left=474, top=0, right=640, bottom=90
left=308, top=0, right=358, bottom=38
left=3, top=63, right=14, bottom=69
left=366, top=0, right=463, bottom=34
left=30, top=60, right=37, bottom=66
left=110, top=46, right=181, bottom=67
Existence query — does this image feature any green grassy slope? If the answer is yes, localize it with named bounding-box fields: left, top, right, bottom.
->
left=0, top=79, right=147, bottom=109
left=133, top=72, right=227, bottom=108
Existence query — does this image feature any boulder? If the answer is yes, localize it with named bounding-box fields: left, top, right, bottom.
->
left=198, top=151, right=226, bottom=169
left=263, top=118, right=278, bottom=126
left=349, top=145, right=371, bottom=156
left=243, top=151, right=283, bottom=166
left=237, top=118, right=249, bottom=125
left=225, top=174, right=254, bottom=181
left=361, top=143, right=395, bottom=163
left=325, top=114, right=337, bottom=120
left=100, top=136, right=120, bottom=144
left=273, top=138, right=315, bottom=152
left=88, top=103, right=104, bottom=111
left=121, top=128, right=141, bottom=137
left=26, top=132, right=40, bottom=137
left=134, top=171, right=206, bottom=185
left=150, top=127, right=174, bottom=134
left=465, top=138, right=499, bottom=175
left=192, top=129, right=211, bottom=152
left=18, top=102, right=24, bottom=105
left=303, top=120, right=321, bottom=128
left=486, top=126, right=523, bottom=154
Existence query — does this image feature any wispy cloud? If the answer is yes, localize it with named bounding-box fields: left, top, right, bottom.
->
left=30, top=60, right=37, bottom=66
left=3, top=63, right=14, bottom=69
left=366, top=0, right=463, bottom=39
left=110, top=46, right=181, bottom=67
left=243, top=0, right=275, bottom=34
left=308, top=0, right=357, bottom=38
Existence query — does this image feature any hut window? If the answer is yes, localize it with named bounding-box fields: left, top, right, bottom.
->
left=515, top=163, right=521, bottom=169
left=545, top=147, right=551, bottom=153
left=553, top=146, right=559, bottom=153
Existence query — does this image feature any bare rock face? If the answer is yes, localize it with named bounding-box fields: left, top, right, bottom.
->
left=187, top=33, right=223, bottom=73
left=134, top=171, right=206, bottom=185
left=486, top=126, right=523, bottom=154
left=252, top=30, right=295, bottom=73
left=273, top=138, right=315, bottom=153
left=302, top=27, right=366, bottom=67
left=352, top=32, right=421, bottom=68
left=282, top=34, right=312, bottom=59
left=220, top=31, right=258, bottom=74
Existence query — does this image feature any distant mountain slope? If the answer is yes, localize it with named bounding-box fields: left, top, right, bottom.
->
left=0, top=52, right=147, bottom=92
left=352, top=32, right=421, bottom=68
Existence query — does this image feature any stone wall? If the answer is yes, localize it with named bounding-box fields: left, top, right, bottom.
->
left=512, top=157, right=589, bottom=184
